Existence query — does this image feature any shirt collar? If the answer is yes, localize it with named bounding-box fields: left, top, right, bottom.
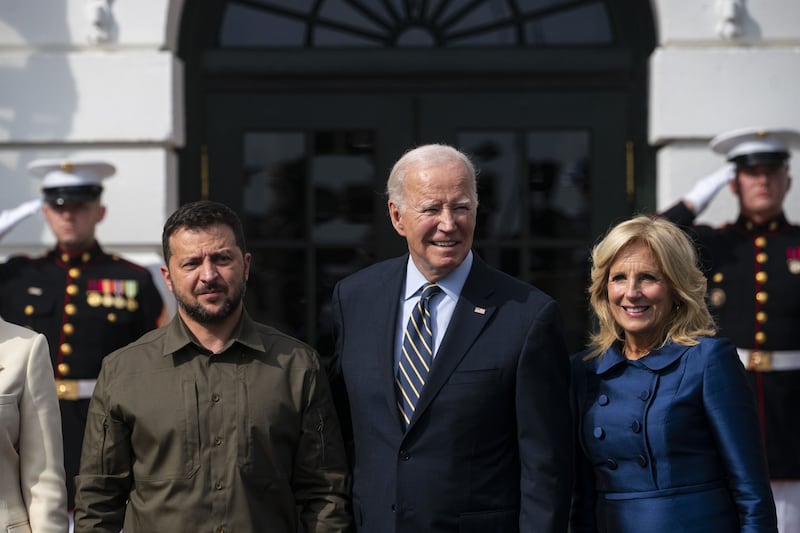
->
left=161, top=310, right=267, bottom=356
left=404, top=250, right=473, bottom=302
left=49, top=240, right=103, bottom=266
left=595, top=340, right=689, bottom=374
left=734, top=212, right=789, bottom=234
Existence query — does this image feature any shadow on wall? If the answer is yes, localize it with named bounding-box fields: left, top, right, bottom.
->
left=0, top=2, right=78, bottom=245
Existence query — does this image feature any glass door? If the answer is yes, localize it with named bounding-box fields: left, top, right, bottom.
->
left=419, top=91, right=629, bottom=347
left=205, top=90, right=628, bottom=354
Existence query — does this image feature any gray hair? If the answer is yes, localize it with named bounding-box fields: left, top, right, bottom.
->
left=386, top=144, right=479, bottom=208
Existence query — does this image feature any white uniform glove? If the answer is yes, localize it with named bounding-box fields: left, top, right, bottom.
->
left=683, top=163, right=736, bottom=215
left=0, top=198, right=42, bottom=239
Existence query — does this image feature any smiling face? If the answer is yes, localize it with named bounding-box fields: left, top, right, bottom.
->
left=607, top=240, right=674, bottom=354
left=162, top=223, right=251, bottom=327
left=388, top=160, right=477, bottom=281
left=731, top=163, right=791, bottom=223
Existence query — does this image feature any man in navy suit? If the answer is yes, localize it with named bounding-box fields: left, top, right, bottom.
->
left=329, top=144, right=572, bottom=533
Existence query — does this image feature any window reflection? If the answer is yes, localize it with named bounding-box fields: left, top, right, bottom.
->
left=526, top=130, right=591, bottom=244
left=462, top=129, right=592, bottom=351
left=243, top=133, right=306, bottom=240
left=241, top=129, right=376, bottom=353
left=312, top=154, right=374, bottom=244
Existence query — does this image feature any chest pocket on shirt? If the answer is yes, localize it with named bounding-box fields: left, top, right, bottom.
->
left=126, top=379, right=200, bottom=481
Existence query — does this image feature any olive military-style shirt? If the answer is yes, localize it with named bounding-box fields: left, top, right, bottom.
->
left=74, top=312, right=352, bottom=533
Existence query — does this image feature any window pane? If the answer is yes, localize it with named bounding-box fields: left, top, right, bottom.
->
left=525, top=130, right=591, bottom=241
left=527, top=4, right=612, bottom=45
left=220, top=0, right=613, bottom=48
left=311, top=153, right=375, bottom=244
left=241, top=129, right=377, bottom=351
left=221, top=5, right=307, bottom=47
left=246, top=249, right=306, bottom=336
left=243, top=132, right=307, bottom=240
left=460, top=128, right=592, bottom=353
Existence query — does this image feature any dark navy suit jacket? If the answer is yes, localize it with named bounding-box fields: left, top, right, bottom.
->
left=329, top=254, right=572, bottom=533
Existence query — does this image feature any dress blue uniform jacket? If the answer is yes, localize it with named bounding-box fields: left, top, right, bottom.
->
left=329, top=254, right=572, bottom=533
left=662, top=204, right=800, bottom=478
left=0, top=241, right=164, bottom=508
left=570, top=337, right=777, bottom=532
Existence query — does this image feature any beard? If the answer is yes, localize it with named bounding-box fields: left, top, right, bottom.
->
left=174, top=278, right=247, bottom=324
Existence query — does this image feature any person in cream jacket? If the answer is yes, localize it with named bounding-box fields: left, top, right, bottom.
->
left=0, top=317, right=68, bottom=532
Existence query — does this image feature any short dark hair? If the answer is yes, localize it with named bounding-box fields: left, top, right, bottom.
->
left=162, top=201, right=247, bottom=263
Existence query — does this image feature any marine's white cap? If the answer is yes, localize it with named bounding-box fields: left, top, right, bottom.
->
left=710, top=127, right=800, bottom=167
left=28, top=158, right=115, bottom=205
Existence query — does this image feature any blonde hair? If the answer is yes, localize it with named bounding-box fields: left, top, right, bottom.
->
left=586, top=216, right=715, bottom=357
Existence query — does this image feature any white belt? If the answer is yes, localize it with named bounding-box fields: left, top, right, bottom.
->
left=737, top=349, right=800, bottom=372
left=55, top=379, right=97, bottom=400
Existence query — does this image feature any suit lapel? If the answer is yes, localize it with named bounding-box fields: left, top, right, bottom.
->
left=368, top=258, right=407, bottom=428
left=407, top=257, right=496, bottom=431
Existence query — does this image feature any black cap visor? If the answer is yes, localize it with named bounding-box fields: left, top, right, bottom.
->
left=43, top=185, right=103, bottom=207
left=730, top=151, right=789, bottom=168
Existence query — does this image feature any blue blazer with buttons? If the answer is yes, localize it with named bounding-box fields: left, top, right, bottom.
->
left=329, top=254, right=572, bottom=533
left=570, top=336, right=777, bottom=533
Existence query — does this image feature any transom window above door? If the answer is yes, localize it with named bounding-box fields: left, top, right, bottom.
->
left=220, top=0, right=613, bottom=47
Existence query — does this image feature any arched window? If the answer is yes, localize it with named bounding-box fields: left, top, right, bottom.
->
left=220, top=0, right=613, bottom=48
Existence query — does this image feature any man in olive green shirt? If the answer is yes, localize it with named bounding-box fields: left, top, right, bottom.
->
left=74, top=201, right=352, bottom=532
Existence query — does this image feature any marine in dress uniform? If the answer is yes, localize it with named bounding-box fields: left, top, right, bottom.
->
left=660, top=127, right=800, bottom=532
left=0, top=159, right=165, bottom=511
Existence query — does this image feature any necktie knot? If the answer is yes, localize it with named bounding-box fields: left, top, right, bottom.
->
left=420, top=283, right=441, bottom=303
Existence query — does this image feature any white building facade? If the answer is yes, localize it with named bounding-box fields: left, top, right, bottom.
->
left=1, top=0, right=799, bottom=336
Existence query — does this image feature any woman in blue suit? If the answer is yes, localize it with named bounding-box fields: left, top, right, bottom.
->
left=570, top=216, right=777, bottom=532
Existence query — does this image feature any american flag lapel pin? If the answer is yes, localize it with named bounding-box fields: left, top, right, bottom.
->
left=473, top=306, right=486, bottom=314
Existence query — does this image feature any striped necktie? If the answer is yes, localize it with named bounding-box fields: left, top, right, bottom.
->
left=396, top=283, right=442, bottom=428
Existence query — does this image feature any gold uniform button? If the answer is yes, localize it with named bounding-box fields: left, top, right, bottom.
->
left=57, top=363, right=70, bottom=376
left=64, top=303, right=77, bottom=315
left=107, top=313, right=117, bottom=323
left=61, top=343, right=72, bottom=356
left=24, top=305, right=34, bottom=316
left=712, top=272, right=724, bottom=283
left=756, top=272, right=768, bottom=283
left=756, top=311, right=768, bottom=324
left=63, top=323, right=74, bottom=335
left=82, top=252, right=91, bottom=263
left=756, top=252, right=768, bottom=264
left=754, top=236, right=767, bottom=248
left=68, top=267, right=81, bottom=279
left=67, top=284, right=79, bottom=296
left=755, top=331, right=766, bottom=343
left=61, top=253, right=70, bottom=263
left=756, top=291, right=768, bottom=304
